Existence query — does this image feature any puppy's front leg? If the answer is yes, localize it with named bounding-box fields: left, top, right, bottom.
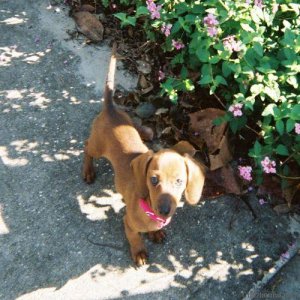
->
left=123, top=215, right=148, bottom=266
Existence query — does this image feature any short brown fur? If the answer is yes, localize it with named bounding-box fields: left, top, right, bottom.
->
left=83, top=44, right=205, bottom=266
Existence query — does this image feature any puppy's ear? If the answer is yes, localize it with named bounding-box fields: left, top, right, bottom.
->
left=130, top=151, right=153, bottom=197
left=172, top=141, right=197, bottom=157
left=184, top=154, right=205, bottom=205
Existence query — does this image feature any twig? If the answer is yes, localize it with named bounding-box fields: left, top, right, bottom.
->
left=276, top=173, right=300, bottom=180
left=213, top=93, right=226, bottom=109
left=87, top=233, right=124, bottom=252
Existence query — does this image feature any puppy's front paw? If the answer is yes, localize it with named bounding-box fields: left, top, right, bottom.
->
left=133, top=250, right=148, bottom=267
left=148, top=230, right=166, bottom=244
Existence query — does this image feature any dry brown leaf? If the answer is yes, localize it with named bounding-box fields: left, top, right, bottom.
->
left=209, top=131, right=232, bottom=170
left=189, top=108, right=232, bottom=170
left=273, top=204, right=291, bottom=214
left=189, top=108, right=226, bottom=153
left=172, top=141, right=197, bottom=157
left=73, top=11, right=104, bottom=42
left=220, top=165, right=243, bottom=195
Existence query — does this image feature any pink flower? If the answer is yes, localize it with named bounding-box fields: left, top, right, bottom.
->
left=158, top=69, right=165, bottom=81
left=146, top=0, right=161, bottom=19
left=295, top=123, right=300, bottom=135
left=172, top=39, right=185, bottom=50
left=238, top=166, right=252, bottom=181
left=161, top=23, right=172, bottom=37
left=203, top=14, right=219, bottom=27
left=261, top=156, right=276, bottom=174
left=259, top=198, right=266, bottom=205
left=228, top=103, right=243, bottom=117
left=203, top=13, right=218, bottom=37
left=207, top=26, right=218, bottom=37
left=223, top=35, right=241, bottom=52
left=254, top=0, right=263, bottom=8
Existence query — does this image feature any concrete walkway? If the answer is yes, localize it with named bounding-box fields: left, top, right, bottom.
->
left=0, top=1, right=299, bottom=299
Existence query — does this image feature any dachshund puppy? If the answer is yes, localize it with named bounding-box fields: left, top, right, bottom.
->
left=83, top=43, right=205, bottom=266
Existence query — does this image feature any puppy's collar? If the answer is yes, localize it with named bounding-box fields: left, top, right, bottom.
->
left=139, top=198, right=171, bottom=229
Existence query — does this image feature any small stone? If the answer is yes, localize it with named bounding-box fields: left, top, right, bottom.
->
left=135, top=102, right=156, bottom=119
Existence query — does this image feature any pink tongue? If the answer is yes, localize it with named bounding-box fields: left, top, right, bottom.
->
left=139, top=199, right=171, bottom=227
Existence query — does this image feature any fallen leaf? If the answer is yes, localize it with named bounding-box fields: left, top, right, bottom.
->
left=209, top=130, right=232, bottom=170
left=73, top=11, right=104, bottom=42
left=138, top=74, right=148, bottom=89
left=189, top=108, right=232, bottom=170
left=155, top=108, right=169, bottom=115
left=161, top=126, right=172, bottom=136
left=273, top=204, right=291, bottom=214
left=220, top=164, right=243, bottom=195
left=140, top=83, right=154, bottom=95
left=189, top=108, right=227, bottom=153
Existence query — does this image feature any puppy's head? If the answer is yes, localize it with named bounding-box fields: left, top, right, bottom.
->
left=131, top=148, right=205, bottom=218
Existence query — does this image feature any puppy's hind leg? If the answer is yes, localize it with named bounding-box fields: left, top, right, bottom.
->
left=83, top=140, right=96, bottom=184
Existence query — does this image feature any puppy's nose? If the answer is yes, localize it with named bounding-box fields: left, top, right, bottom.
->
left=158, top=197, right=171, bottom=216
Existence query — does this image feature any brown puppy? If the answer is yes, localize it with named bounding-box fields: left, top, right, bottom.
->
left=83, top=43, right=205, bottom=266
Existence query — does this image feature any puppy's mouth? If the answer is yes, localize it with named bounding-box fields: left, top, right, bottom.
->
left=155, top=195, right=177, bottom=219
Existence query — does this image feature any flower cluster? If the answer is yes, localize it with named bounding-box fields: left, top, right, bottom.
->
left=238, top=166, right=252, bottom=181
left=161, top=23, right=172, bottom=37
left=261, top=156, right=276, bottom=174
left=228, top=103, right=243, bottom=117
left=254, top=0, right=263, bottom=8
left=203, top=13, right=218, bottom=37
left=146, top=0, right=162, bottom=19
left=295, top=123, right=300, bottom=135
left=172, top=39, right=185, bottom=50
left=223, top=35, right=241, bottom=52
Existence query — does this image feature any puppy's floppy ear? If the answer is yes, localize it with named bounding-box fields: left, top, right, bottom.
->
left=130, top=151, right=153, bottom=197
left=184, top=154, right=205, bottom=205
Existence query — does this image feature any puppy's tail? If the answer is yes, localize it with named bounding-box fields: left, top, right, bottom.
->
left=103, top=42, right=117, bottom=111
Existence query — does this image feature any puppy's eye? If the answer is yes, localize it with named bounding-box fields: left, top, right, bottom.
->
left=150, top=176, right=159, bottom=186
left=176, top=179, right=183, bottom=186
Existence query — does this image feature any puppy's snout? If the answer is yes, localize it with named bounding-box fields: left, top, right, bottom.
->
left=158, top=195, right=172, bottom=216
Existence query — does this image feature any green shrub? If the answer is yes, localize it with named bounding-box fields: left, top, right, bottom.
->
left=113, top=0, right=300, bottom=188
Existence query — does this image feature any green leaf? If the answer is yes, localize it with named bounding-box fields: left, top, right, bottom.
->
left=287, top=76, right=298, bottom=89
left=276, top=120, right=284, bottom=135
left=254, top=140, right=262, bottom=155
left=136, top=6, right=149, bottom=17
left=286, top=119, right=295, bottom=133
left=291, top=104, right=300, bottom=121
left=196, top=48, right=210, bottom=62
left=253, top=42, right=263, bottom=57
left=199, top=75, right=213, bottom=85
left=275, top=144, right=289, bottom=156
left=241, top=23, right=255, bottom=32
left=215, top=75, right=227, bottom=86
left=262, top=104, right=276, bottom=116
